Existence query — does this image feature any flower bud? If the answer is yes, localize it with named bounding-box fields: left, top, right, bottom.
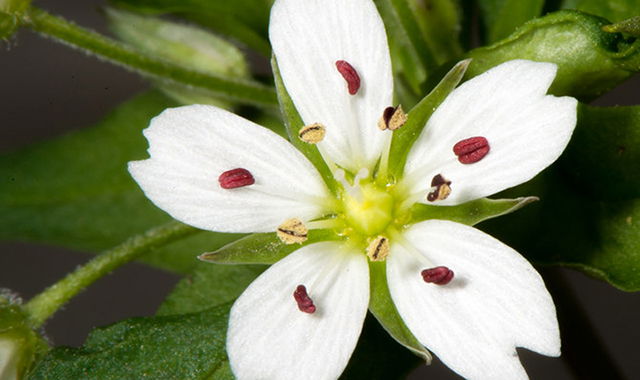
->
left=106, top=8, right=250, bottom=106
left=0, top=292, right=48, bottom=380
left=0, top=0, right=29, bottom=40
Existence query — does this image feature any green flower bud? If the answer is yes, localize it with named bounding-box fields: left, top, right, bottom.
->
left=466, top=10, right=640, bottom=101
left=106, top=8, right=250, bottom=106
left=0, top=293, right=48, bottom=379
left=0, top=0, right=29, bottom=40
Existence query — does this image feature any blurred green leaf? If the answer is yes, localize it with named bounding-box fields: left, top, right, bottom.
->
left=478, top=0, right=545, bottom=43
left=0, top=92, right=238, bottom=273
left=562, top=0, right=640, bottom=22
left=110, top=0, right=273, bottom=56
left=563, top=104, right=640, bottom=200
left=409, top=0, right=463, bottom=64
left=466, top=10, right=640, bottom=101
left=28, top=303, right=234, bottom=380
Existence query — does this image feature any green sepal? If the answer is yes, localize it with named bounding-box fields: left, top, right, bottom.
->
left=562, top=104, right=640, bottom=200
left=387, top=59, right=470, bottom=179
left=0, top=297, right=48, bottom=379
left=368, top=261, right=432, bottom=363
left=409, top=197, right=539, bottom=226
left=466, top=10, right=640, bottom=101
left=199, top=229, right=341, bottom=265
left=478, top=0, right=544, bottom=43
left=28, top=304, right=234, bottom=380
left=272, top=57, right=341, bottom=196
left=603, top=16, right=640, bottom=37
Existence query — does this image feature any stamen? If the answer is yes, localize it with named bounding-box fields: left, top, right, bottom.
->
left=421, top=266, right=454, bottom=285
left=298, top=123, right=326, bottom=144
left=377, top=105, right=407, bottom=131
left=426, top=174, right=451, bottom=202
left=366, top=236, right=389, bottom=262
left=218, top=168, right=255, bottom=189
left=453, top=136, right=490, bottom=164
left=293, top=285, right=316, bottom=314
left=335, top=60, right=361, bottom=95
left=277, top=218, right=308, bottom=244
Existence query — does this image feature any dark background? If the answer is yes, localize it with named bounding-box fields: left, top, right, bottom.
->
left=1, top=1, right=639, bottom=379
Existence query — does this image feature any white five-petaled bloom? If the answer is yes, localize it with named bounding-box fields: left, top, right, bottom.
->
left=129, top=0, right=578, bottom=379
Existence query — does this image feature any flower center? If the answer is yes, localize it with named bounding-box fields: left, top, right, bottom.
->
left=342, top=181, right=394, bottom=237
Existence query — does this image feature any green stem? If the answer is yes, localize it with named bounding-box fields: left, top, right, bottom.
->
left=23, top=221, right=200, bottom=328
left=21, top=6, right=278, bottom=108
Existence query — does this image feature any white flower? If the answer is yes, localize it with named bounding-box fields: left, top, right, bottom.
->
left=129, top=0, right=577, bottom=378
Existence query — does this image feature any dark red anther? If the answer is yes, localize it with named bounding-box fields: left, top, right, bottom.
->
left=335, top=60, right=361, bottom=95
left=453, top=136, right=490, bottom=164
left=218, top=168, right=255, bottom=189
left=293, top=285, right=316, bottom=314
left=421, top=266, right=454, bottom=285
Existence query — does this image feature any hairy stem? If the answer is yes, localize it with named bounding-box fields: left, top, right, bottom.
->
left=23, top=221, right=200, bottom=328
left=21, top=6, right=277, bottom=107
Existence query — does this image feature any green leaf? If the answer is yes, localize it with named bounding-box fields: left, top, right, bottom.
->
left=0, top=91, right=237, bottom=273
left=157, top=263, right=265, bottom=315
left=466, top=10, right=640, bottom=101
left=368, top=262, right=431, bottom=363
left=199, top=229, right=340, bottom=265
left=408, top=0, right=464, bottom=64
left=478, top=0, right=545, bottom=43
left=28, top=303, right=233, bottom=380
left=111, top=0, right=273, bottom=56
left=562, top=0, right=640, bottom=22
left=272, top=57, right=340, bottom=196
left=562, top=104, right=640, bottom=200
left=409, top=197, right=539, bottom=225
left=387, top=59, right=470, bottom=179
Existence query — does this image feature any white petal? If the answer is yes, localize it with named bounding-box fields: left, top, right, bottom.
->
left=227, top=242, right=369, bottom=380
left=403, top=60, right=577, bottom=205
left=270, top=0, right=393, bottom=172
left=129, top=105, right=329, bottom=233
left=387, top=220, right=560, bottom=380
